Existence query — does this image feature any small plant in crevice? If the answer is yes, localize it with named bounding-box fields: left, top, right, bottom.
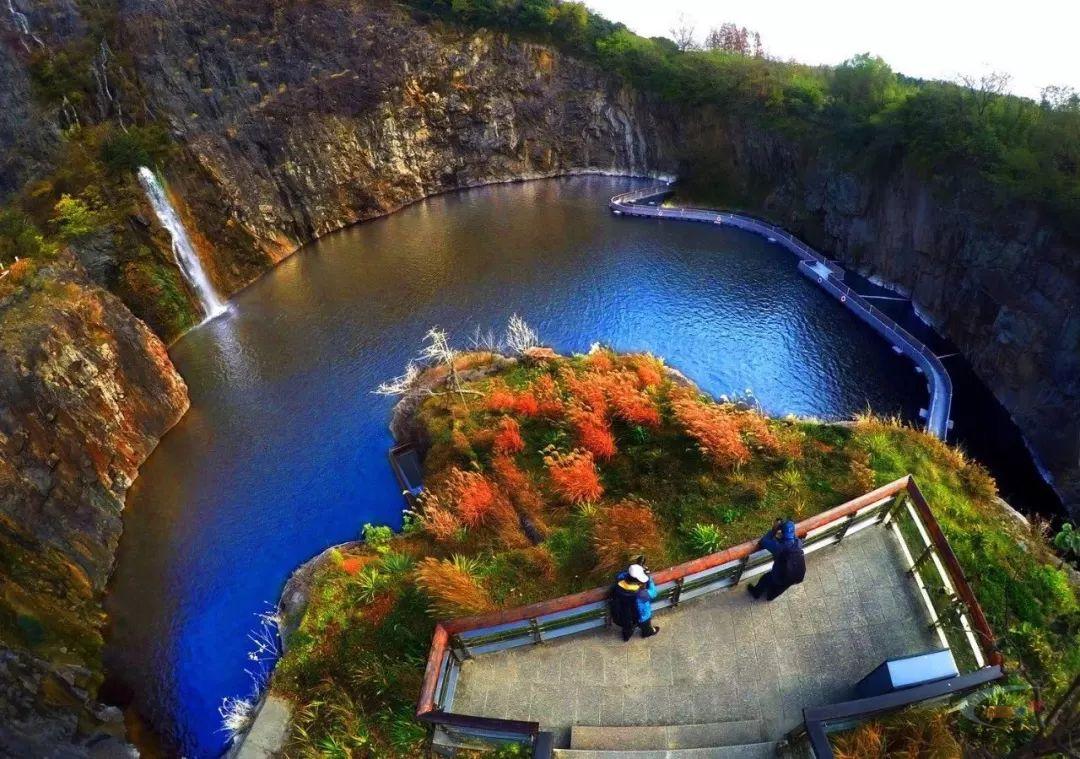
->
left=687, top=522, right=725, bottom=555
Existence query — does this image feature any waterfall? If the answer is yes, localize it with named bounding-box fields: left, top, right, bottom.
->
left=137, top=167, right=227, bottom=321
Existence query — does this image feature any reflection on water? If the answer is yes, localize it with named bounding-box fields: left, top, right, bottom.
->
left=105, top=176, right=924, bottom=757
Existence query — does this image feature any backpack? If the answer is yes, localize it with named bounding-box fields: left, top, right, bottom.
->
left=776, top=545, right=806, bottom=585
left=609, top=582, right=640, bottom=626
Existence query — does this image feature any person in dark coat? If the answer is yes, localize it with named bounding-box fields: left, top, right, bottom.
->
left=610, top=563, right=659, bottom=641
left=748, top=519, right=805, bottom=601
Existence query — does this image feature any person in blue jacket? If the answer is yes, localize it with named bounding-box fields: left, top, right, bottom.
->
left=610, top=563, right=660, bottom=641
left=748, top=519, right=806, bottom=601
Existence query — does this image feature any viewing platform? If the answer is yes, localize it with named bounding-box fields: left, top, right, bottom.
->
left=416, top=478, right=1004, bottom=758
left=451, top=525, right=936, bottom=749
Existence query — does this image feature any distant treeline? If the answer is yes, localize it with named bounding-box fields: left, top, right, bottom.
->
left=404, top=0, right=1080, bottom=237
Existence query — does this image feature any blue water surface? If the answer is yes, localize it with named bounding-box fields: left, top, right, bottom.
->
left=104, top=176, right=924, bottom=757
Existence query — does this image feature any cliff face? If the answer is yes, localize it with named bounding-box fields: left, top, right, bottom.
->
left=0, top=253, right=188, bottom=755
left=118, top=0, right=677, bottom=294
left=677, top=119, right=1079, bottom=511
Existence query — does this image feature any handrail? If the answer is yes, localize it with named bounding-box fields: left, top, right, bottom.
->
left=906, top=480, right=1002, bottom=666
left=416, top=710, right=539, bottom=736
left=415, top=476, right=1003, bottom=751
left=800, top=665, right=1006, bottom=758
left=442, top=476, right=910, bottom=634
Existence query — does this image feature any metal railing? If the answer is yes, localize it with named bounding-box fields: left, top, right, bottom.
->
left=609, top=185, right=953, bottom=440
left=796, top=665, right=1005, bottom=758
left=416, top=477, right=1000, bottom=754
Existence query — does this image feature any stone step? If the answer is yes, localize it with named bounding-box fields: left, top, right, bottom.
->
left=571, top=721, right=765, bottom=751
left=554, top=743, right=776, bottom=759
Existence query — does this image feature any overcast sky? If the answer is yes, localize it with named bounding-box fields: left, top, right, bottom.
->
left=583, top=0, right=1078, bottom=100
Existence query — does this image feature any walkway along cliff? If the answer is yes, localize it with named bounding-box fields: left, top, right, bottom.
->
left=611, top=185, right=954, bottom=440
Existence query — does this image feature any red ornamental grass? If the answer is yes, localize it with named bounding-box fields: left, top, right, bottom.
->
left=672, top=397, right=750, bottom=468
left=629, top=355, right=665, bottom=388
left=544, top=449, right=604, bottom=503
left=493, top=416, right=526, bottom=454
left=530, top=374, right=565, bottom=418
left=585, top=350, right=616, bottom=372
left=568, top=405, right=618, bottom=460
left=340, top=557, right=364, bottom=575
left=604, top=371, right=661, bottom=427
left=485, top=380, right=517, bottom=413
left=737, top=411, right=781, bottom=454
left=560, top=367, right=608, bottom=413
left=444, top=467, right=500, bottom=527
left=592, top=500, right=663, bottom=573
left=512, top=389, right=541, bottom=417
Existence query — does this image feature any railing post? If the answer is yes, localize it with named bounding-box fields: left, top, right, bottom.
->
left=835, top=514, right=856, bottom=543
left=670, top=577, right=684, bottom=607
left=882, top=492, right=907, bottom=526
left=908, top=543, right=936, bottom=576
left=929, top=593, right=965, bottom=632
left=730, top=557, right=747, bottom=587
left=451, top=634, right=473, bottom=661
left=529, top=617, right=542, bottom=644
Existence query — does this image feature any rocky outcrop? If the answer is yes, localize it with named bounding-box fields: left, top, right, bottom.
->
left=0, top=252, right=188, bottom=756
left=118, top=0, right=677, bottom=294
left=678, top=118, right=1079, bottom=513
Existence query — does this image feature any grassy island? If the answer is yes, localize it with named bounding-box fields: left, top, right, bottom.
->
left=270, top=347, right=1077, bottom=757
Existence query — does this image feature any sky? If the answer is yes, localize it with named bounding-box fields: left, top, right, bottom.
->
left=583, top=0, right=1079, bottom=100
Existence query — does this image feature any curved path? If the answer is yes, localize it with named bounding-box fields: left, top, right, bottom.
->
left=610, top=184, right=952, bottom=440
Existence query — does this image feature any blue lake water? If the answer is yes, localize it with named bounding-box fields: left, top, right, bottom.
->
left=104, top=176, right=928, bottom=757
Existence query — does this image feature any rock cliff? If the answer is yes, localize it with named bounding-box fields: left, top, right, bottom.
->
left=119, top=0, right=676, bottom=295
left=0, top=252, right=188, bottom=755
left=676, top=118, right=1079, bottom=512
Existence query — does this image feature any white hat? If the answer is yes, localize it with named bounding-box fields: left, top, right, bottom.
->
left=628, top=564, right=648, bottom=583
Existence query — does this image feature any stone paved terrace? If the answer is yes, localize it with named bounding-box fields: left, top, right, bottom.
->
left=450, top=524, right=941, bottom=748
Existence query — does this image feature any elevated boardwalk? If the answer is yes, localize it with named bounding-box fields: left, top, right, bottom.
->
left=609, top=186, right=953, bottom=440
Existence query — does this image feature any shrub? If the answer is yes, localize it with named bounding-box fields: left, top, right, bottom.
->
left=493, top=416, right=526, bottom=454
left=672, top=396, right=750, bottom=468
left=1052, top=523, right=1080, bottom=562
left=592, top=500, right=663, bottom=573
left=362, top=523, right=394, bottom=553
left=544, top=449, right=604, bottom=503
left=100, top=124, right=172, bottom=175
left=687, top=523, right=724, bottom=555
left=0, top=209, right=48, bottom=264
left=415, top=557, right=496, bottom=617
left=52, top=194, right=101, bottom=240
